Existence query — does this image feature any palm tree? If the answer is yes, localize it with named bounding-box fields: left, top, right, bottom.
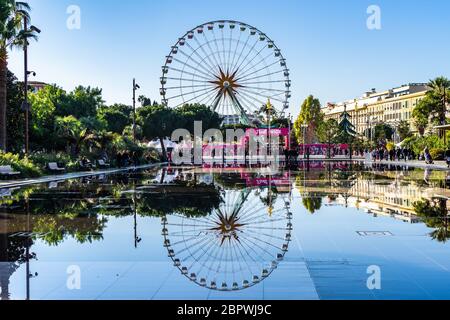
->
left=0, top=1, right=38, bottom=151
left=427, top=76, right=450, bottom=126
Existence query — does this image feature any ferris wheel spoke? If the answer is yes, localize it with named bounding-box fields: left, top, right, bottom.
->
left=227, top=89, right=252, bottom=124
left=188, top=239, right=221, bottom=274
left=171, top=233, right=212, bottom=247
left=237, top=43, right=268, bottom=77
left=201, top=33, right=222, bottom=73
left=234, top=39, right=260, bottom=76
left=244, top=226, right=290, bottom=231
left=176, top=235, right=215, bottom=256
left=177, top=49, right=218, bottom=78
left=235, top=90, right=267, bottom=107
left=164, top=84, right=211, bottom=90
left=166, top=223, right=214, bottom=228
left=227, top=28, right=233, bottom=73
left=230, top=32, right=252, bottom=75
left=167, top=66, right=212, bottom=82
left=240, top=231, right=284, bottom=253
left=185, top=40, right=218, bottom=75
left=236, top=60, right=280, bottom=82
left=238, top=88, right=285, bottom=104
left=237, top=233, right=277, bottom=261
left=243, top=228, right=287, bottom=242
left=239, top=79, right=287, bottom=86
left=199, top=89, right=218, bottom=107
left=221, top=28, right=228, bottom=72
left=173, top=88, right=219, bottom=108
left=192, top=36, right=219, bottom=73
left=164, top=77, right=212, bottom=84
left=201, top=31, right=221, bottom=71
left=238, top=51, right=274, bottom=77
left=171, top=56, right=216, bottom=80
left=211, top=30, right=224, bottom=70
left=166, top=86, right=215, bottom=101
left=237, top=69, right=285, bottom=83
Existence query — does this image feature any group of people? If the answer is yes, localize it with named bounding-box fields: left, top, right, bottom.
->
left=369, top=147, right=450, bottom=167
left=115, top=151, right=140, bottom=168
left=369, top=148, right=416, bottom=162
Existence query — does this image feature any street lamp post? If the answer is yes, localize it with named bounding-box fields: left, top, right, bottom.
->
left=22, top=17, right=40, bottom=156
left=132, top=79, right=140, bottom=143
left=301, top=123, right=308, bottom=159
left=288, top=113, right=292, bottom=151
left=266, top=99, right=272, bottom=162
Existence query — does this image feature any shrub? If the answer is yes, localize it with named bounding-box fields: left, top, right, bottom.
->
left=0, top=153, right=42, bottom=177
left=30, top=152, right=80, bottom=172
left=430, top=148, right=445, bottom=160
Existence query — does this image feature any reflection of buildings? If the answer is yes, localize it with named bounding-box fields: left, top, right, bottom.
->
left=322, top=84, right=429, bottom=134
left=298, top=170, right=450, bottom=224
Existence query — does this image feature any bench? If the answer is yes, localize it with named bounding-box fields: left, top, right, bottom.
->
left=48, top=162, right=65, bottom=172
left=0, top=165, right=21, bottom=178
left=97, top=159, right=111, bottom=168
left=79, top=160, right=95, bottom=170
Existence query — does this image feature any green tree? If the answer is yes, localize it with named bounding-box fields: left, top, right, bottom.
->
left=6, top=69, right=24, bottom=152
left=54, top=115, right=90, bottom=155
left=294, top=95, right=324, bottom=144
left=412, top=97, right=432, bottom=136
left=98, top=104, right=132, bottom=134
left=138, top=95, right=153, bottom=107
left=373, top=123, right=394, bottom=143
left=175, top=103, right=222, bottom=134
left=302, top=197, right=322, bottom=214
left=0, top=0, right=38, bottom=150
left=57, top=86, right=104, bottom=119
left=412, top=77, right=450, bottom=136
left=28, top=84, right=66, bottom=150
left=427, top=77, right=450, bottom=126
left=397, top=120, right=412, bottom=141
left=137, top=104, right=180, bottom=160
left=321, top=118, right=339, bottom=157
left=336, top=106, right=356, bottom=143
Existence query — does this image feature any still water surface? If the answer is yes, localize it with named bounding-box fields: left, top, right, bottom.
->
left=1, top=163, right=450, bottom=300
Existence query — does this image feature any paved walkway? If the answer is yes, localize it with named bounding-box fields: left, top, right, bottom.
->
left=363, top=159, right=450, bottom=171
left=0, top=163, right=163, bottom=189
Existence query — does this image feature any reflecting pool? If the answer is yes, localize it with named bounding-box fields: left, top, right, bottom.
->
left=1, top=163, right=450, bottom=300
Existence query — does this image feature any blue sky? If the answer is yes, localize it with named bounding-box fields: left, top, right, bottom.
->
left=8, top=0, right=450, bottom=116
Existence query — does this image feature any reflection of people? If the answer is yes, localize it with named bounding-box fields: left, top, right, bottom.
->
left=445, top=149, right=450, bottom=168
left=424, top=168, right=431, bottom=184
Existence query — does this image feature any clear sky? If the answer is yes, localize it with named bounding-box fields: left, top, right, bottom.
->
left=7, top=0, right=450, bottom=117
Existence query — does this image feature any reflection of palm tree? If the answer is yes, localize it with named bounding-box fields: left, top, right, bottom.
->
left=430, top=219, right=449, bottom=243
left=414, top=198, right=450, bottom=243
left=302, top=197, right=322, bottom=214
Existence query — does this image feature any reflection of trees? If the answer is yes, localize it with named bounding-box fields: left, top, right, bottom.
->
left=32, top=214, right=107, bottom=246
left=414, top=198, right=450, bottom=243
left=302, top=197, right=322, bottom=214
left=0, top=234, right=35, bottom=300
left=137, top=188, right=223, bottom=217
left=213, top=173, right=247, bottom=189
left=257, top=187, right=278, bottom=208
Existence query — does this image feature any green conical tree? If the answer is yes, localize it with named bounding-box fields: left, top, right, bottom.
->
left=337, top=105, right=356, bottom=143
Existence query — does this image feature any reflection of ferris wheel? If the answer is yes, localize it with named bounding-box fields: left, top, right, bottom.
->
left=161, top=188, right=292, bottom=291
left=160, top=20, right=291, bottom=125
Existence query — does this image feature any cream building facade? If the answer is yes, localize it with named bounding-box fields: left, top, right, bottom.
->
left=322, top=84, right=430, bottom=137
